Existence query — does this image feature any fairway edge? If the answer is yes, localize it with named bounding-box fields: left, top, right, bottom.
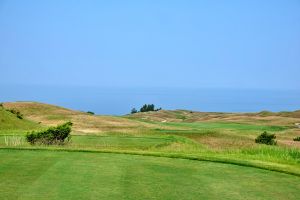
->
left=1, top=147, right=299, bottom=177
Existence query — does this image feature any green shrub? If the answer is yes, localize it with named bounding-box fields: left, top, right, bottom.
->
left=87, top=111, right=94, bottom=115
left=255, top=131, right=277, bottom=145
left=293, top=137, right=300, bottom=141
left=26, top=122, right=72, bottom=145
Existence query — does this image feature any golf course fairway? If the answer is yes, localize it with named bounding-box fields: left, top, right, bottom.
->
left=0, top=149, right=299, bottom=200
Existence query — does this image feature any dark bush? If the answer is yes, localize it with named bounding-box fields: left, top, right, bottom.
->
left=293, top=137, right=300, bottom=141
left=8, top=109, right=23, bottom=119
left=255, top=131, right=277, bottom=145
left=87, top=111, right=94, bottom=115
left=26, top=122, right=72, bottom=145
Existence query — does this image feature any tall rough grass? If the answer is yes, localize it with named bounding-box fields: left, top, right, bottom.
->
left=4, top=135, right=24, bottom=146
left=238, top=146, right=300, bottom=164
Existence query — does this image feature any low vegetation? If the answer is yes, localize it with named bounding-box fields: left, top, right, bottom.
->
left=4, top=135, right=23, bottom=146
left=26, top=122, right=72, bottom=145
left=255, top=131, right=277, bottom=145
left=293, top=136, right=300, bottom=141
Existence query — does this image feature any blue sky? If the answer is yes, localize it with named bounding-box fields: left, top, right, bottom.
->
left=0, top=0, right=299, bottom=89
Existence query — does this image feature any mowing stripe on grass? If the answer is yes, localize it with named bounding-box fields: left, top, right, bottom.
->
left=1, top=147, right=299, bottom=177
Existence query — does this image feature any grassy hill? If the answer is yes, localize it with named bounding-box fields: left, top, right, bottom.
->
left=2, top=101, right=300, bottom=149
left=0, top=105, right=41, bottom=135
left=126, top=109, right=300, bottom=149
left=2, top=102, right=159, bottom=135
left=127, top=109, right=300, bottom=126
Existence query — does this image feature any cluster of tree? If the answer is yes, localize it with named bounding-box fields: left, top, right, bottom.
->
left=26, top=122, right=72, bottom=145
left=131, top=104, right=162, bottom=114
left=86, top=111, right=94, bottom=115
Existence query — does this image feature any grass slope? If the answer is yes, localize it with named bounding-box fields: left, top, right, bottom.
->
left=0, top=106, right=41, bottom=135
left=1, top=149, right=299, bottom=200
left=2, top=102, right=158, bottom=134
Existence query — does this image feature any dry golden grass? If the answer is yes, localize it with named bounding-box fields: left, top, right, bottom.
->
left=3, top=102, right=160, bottom=134
left=128, top=109, right=300, bottom=126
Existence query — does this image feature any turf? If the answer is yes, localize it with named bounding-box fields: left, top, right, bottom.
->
left=67, top=135, right=175, bottom=149
left=155, top=121, right=288, bottom=132
left=0, top=135, right=176, bottom=150
left=0, top=149, right=299, bottom=200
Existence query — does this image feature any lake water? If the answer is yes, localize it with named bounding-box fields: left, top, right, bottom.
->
left=1, top=85, right=299, bottom=115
